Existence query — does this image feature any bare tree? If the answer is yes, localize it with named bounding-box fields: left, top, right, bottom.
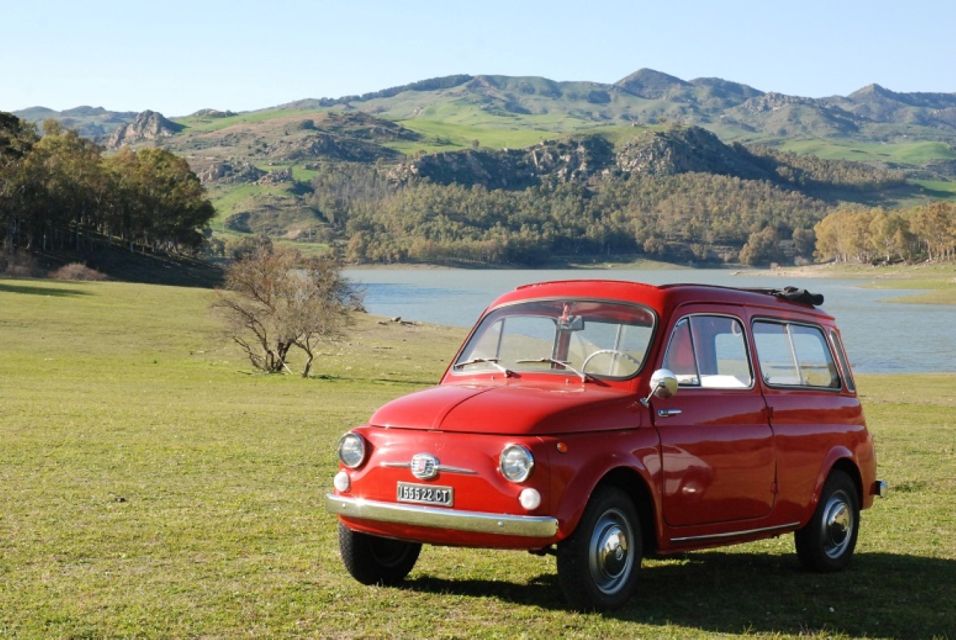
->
left=214, top=244, right=359, bottom=376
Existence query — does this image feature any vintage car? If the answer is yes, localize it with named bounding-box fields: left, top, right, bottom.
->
left=326, top=280, right=886, bottom=610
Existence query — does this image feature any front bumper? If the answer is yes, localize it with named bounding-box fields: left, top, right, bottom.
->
left=326, top=493, right=559, bottom=538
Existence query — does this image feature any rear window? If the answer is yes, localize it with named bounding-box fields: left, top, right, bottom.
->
left=753, top=320, right=840, bottom=389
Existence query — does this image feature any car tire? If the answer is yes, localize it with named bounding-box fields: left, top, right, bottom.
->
left=556, top=486, right=641, bottom=611
left=795, top=469, right=860, bottom=572
left=338, top=523, right=422, bottom=585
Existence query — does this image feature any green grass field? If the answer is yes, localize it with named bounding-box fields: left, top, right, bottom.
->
left=779, top=139, right=956, bottom=166
left=1, top=278, right=953, bottom=638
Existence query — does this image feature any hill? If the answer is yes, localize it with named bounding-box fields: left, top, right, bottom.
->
left=8, top=68, right=955, bottom=268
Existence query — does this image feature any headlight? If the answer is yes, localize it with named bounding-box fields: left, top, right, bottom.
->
left=500, top=444, right=534, bottom=483
left=338, top=432, right=367, bottom=468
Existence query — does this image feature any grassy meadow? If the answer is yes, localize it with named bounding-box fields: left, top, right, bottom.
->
left=0, top=278, right=954, bottom=639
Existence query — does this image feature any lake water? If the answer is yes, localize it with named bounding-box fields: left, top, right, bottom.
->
left=344, top=268, right=956, bottom=374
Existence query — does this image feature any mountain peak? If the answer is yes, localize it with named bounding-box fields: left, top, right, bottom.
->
left=106, top=110, right=183, bottom=149
left=848, top=83, right=898, bottom=101
left=615, top=68, right=688, bottom=98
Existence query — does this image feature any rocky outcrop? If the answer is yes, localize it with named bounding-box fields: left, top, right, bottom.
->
left=190, top=108, right=236, bottom=118
left=320, top=111, right=420, bottom=141
left=196, top=160, right=265, bottom=185
left=390, top=127, right=784, bottom=188
left=105, top=110, right=184, bottom=148
left=615, top=127, right=771, bottom=179
left=389, top=135, right=617, bottom=188
left=269, top=132, right=399, bottom=163
left=257, top=168, right=294, bottom=184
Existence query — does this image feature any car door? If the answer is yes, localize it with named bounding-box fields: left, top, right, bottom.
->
left=652, top=308, right=776, bottom=527
left=751, top=319, right=866, bottom=516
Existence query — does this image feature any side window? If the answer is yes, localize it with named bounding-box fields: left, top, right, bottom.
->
left=753, top=320, right=840, bottom=389
left=830, top=330, right=856, bottom=392
left=663, top=315, right=752, bottom=388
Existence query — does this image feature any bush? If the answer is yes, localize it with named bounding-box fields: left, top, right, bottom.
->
left=49, top=263, right=108, bottom=281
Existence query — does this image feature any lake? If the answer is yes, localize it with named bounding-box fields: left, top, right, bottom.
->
left=344, top=268, right=955, bottom=374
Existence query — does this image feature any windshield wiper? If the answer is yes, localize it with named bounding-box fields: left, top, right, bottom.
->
left=453, top=357, right=514, bottom=376
left=516, top=357, right=591, bottom=382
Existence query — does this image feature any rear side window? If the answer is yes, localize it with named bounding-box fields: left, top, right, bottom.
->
left=830, top=329, right=857, bottom=392
left=753, top=320, right=840, bottom=389
left=663, top=316, right=752, bottom=388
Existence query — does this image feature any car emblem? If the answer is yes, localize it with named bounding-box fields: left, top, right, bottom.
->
left=410, top=453, right=439, bottom=480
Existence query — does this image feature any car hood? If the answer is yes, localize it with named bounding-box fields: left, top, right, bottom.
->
left=368, top=382, right=643, bottom=435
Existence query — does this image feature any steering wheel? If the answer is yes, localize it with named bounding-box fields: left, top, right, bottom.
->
left=581, top=349, right=642, bottom=373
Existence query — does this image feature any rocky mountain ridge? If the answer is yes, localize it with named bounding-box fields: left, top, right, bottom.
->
left=12, top=68, right=956, bottom=146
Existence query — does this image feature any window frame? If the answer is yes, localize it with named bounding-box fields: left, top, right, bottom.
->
left=751, top=317, right=844, bottom=392
left=829, top=328, right=857, bottom=393
left=662, top=312, right=755, bottom=391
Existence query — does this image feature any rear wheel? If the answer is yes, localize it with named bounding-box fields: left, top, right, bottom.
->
left=556, top=486, right=641, bottom=611
left=338, top=523, right=421, bottom=585
left=795, top=470, right=860, bottom=572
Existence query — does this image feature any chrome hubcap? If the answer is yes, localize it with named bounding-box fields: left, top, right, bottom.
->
left=588, top=508, right=634, bottom=594
left=821, top=491, right=854, bottom=559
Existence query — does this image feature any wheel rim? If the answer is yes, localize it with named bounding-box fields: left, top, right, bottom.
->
left=370, top=538, right=413, bottom=568
left=587, top=507, right=635, bottom=595
left=821, top=490, right=854, bottom=559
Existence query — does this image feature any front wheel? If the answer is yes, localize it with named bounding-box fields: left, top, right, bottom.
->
left=795, top=470, right=860, bottom=572
left=338, top=523, right=422, bottom=585
left=557, top=486, right=642, bottom=611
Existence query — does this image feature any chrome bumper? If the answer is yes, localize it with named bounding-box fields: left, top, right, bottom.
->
left=326, top=494, right=559, bottom=538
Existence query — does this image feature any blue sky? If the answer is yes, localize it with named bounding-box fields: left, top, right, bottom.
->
left=4, top=0, right=954, bottom=116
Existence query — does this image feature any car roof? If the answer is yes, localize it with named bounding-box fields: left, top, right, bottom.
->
left=491, top=280, right=834, bottom=322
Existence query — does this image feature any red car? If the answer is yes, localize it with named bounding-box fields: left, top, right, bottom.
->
left=326, top=280, right=886, bottom=610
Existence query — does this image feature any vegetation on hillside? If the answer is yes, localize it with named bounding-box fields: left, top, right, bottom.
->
left=0, top=113, right=215, bottom=273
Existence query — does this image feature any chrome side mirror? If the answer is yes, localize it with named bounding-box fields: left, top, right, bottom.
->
left=640, top=368, right=678, bottom=407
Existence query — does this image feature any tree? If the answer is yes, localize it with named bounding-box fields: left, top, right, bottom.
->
left=214, top=245, right=360, bottom=377
left=738, top=227, right=778, bottom=265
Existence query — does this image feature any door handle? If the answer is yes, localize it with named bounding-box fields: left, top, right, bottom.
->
left=657, top=408, right=682, bottom=418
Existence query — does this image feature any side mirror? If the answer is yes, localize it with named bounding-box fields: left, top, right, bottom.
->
left=640, top=368, right=678, bottom=407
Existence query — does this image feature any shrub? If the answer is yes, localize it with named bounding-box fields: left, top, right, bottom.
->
left=49, top=263, right=108, bottom=281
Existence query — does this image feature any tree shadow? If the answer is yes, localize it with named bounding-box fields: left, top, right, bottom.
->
left=0, top=282, right=91, bottom=297
left=403, top=552, right=955, bottom=638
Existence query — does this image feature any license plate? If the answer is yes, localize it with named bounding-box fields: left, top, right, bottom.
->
left=397, top=482, right=453, bottom=507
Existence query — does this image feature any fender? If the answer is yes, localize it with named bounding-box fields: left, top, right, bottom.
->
left=804, top=446, right=859, bottom=526
left=547, top=428, right=662, bottom=544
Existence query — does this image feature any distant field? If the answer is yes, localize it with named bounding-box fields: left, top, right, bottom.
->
left=1, top=278, right=953, bottom=638
left=173, top=108, right=328, bottom=133
left=779, top=138, right=956, bottom=165
left=911, top=178, right=956, bottom=201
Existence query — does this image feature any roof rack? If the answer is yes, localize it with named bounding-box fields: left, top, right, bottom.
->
left=743, top=286, right=824, bottom=306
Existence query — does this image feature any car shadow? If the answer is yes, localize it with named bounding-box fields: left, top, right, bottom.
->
left=402, top=552, right=955, bottom=638
left=0, top=282, right=91, bottom=297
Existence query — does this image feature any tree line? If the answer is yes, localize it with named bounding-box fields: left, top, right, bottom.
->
left=1, top=113, right=214, bottom=257
left=814, top=202, right=956, bottom=264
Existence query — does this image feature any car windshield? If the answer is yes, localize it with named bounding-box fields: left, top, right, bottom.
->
left=454, top=299, right=655, bottom=379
